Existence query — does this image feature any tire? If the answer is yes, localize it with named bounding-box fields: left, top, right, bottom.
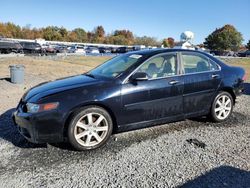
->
left=67, top=106, right=113, bottom=151
left=210, top=91, right=233, bottom=122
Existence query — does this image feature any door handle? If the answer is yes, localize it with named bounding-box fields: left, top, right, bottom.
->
left=169, top=80, right=179, bottom=85
left=212, top=74, right=219, bottom=79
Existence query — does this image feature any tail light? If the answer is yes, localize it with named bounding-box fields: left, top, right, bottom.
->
left=242, top=73, right=247, bottom=81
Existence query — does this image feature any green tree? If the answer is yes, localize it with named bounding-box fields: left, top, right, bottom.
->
left=167, top=37, right=175, bottom=48
left=21, top=27, right=42, bottom=39
left=162, top=37, right=175, bottom=48
left=68, top=31, right=78, bottom=42
left=95, top=26, right=105, bottom=38
left=246, top=39, right=250, bottom=50
left=107, top=35, right=128, bottom=45
left=42, top=26, right=63, bottom=41
left=204, top=24, right=243, bottom=51
left=162, top=39, right=169, bottom=48
left=72, top=28, right=87, bottom=42
left=92, top=26, right=105, bottom=43
left=87, top=31, right=94, bottom=43
left=0, top=22, right=22, bottom=38
left=134, top=36, right=160, bottom=46
left=113, top=30, right=134, bottom=45
left=59, top=27, right=68, bottom=41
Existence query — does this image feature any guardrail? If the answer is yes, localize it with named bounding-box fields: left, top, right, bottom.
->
left=0, top=53, right=115, bottom=59
left=4, top=38, right=127, bottom=48
left=215, top=56, right=248, bottom=59
left=0, top=53, right=249, bottom=59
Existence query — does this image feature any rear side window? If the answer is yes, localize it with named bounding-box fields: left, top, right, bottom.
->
left=181, top=53, right=219, bottom=74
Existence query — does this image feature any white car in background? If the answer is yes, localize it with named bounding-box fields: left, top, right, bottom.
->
left=69, top=45, right=86, bottom=54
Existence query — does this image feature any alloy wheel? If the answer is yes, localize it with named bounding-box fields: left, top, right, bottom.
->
left=214, top=95, right=232, bottom=120
left=74, top=112, right=109, bottom=147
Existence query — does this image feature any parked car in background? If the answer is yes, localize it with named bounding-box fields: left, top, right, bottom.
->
left=0, top=40, right=23, bottom=54
left=238, top=50, right=250, bottom=57
left=116, top=47, right=128, bottom=53
left=44, top=45, right=57, bottom=55
left=67, top=46, right=74, bottom=53
left=55, top=45, right=68, bottom=53
left=111, top=47, right=118, bottom=53
left=225, top=51, right=238, bottom=57
left=209, top=50, right=238, bottom=57
left=98, top=47, right=112, bottom=53
left=13, top=49, right=246, bottom=151
left=116, top=47, right=134, bottom=53
left=133, top=45, right=146, bottom=51
left=19, top=42, right=45, bottom=55
left=68, top=45, right=86, bottom=54
left=86, top=47, right=100, bottom=54
left=209, top=50, right=228, bottom=56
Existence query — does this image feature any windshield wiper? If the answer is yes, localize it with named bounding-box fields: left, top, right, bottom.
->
left=85, top=73, right=95, bottom=78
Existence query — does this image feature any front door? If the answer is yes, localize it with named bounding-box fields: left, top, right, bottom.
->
left=119, top=52, right=184, bottom=129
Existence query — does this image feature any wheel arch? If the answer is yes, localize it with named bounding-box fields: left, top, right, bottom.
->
left=63, top=102, right=118, bottom=138
left=220, top=87, right=236, bottom=104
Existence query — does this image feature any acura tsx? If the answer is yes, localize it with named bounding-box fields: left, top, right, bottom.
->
left=13, top=49, right=246, bottom=151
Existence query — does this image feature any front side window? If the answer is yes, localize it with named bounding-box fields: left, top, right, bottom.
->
left=136, top=53, right=178, bottom=79
left=181, top=53, right=219, bottom=74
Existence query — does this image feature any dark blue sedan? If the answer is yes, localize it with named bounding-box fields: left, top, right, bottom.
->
left=13, top=49, right=246, bottom=150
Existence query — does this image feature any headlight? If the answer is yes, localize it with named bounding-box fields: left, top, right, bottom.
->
left=26, top=103, right=40, bottom=113
left=26, top=102, right=59, bottom=113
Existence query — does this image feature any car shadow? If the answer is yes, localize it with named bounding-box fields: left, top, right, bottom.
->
left=179, top=165, right=250, bottom=188
left=0, top=108, right=46, bottom=148
left=188, top=111, right=247, bottom=124
left=244, top=82, right=250, bottom=95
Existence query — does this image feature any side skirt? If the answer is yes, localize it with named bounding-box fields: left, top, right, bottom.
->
left=116, top=114, right=184, bottom=133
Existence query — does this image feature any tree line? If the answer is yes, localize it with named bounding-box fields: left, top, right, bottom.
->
left=0, top=21, right=249, bottom=51
left=0, top=22, right=160, bottom=46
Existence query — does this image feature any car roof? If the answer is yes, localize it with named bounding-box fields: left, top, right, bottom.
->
left=128, top=48, right=207, bottom=56
left=125, top=48, right=226, bottom=67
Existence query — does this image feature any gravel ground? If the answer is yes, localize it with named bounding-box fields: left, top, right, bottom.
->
left=0, top=57, right=249, bottom=188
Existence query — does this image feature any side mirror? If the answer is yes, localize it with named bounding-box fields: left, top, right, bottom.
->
left=130, top=72, right=148, bottom=81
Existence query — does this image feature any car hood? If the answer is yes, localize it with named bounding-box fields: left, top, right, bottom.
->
left=22, top=74, right=102, bottom=102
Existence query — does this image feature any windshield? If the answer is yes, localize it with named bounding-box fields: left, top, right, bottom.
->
left=89, top=54, right=143, bottom=78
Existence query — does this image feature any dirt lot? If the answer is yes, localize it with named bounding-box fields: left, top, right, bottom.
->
left=0, top=56, right=249, bottom=187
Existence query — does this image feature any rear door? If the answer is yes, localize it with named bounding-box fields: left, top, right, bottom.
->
left=120, top=52, right=184, bottom=127
left=180, top=52, right=221, bottom=117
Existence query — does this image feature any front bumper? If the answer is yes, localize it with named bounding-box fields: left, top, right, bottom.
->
left=12, top=109, right=64, bottom=144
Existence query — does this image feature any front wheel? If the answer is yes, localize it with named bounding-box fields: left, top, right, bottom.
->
left=210, top=91, right=233, bottom=122
left=67, top=106, right=113, bottom=151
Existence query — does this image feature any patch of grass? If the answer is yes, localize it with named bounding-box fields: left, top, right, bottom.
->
left=220, top=58, right=250, bottom=82
left=1, top=56, right=249, bottom=82
left=62, top=56, right=111, bottom=66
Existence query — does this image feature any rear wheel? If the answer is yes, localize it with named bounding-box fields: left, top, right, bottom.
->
left=210, top=91, right=233, bottom=122
left=67, top=106, right=113, bottom=151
